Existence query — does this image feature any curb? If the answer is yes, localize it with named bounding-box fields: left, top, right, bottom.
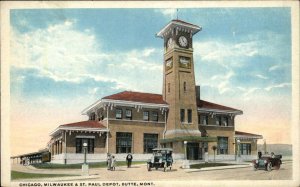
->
left=186, top=164, right=252, bottom=173
left=13, top=174, right=101, bottom=182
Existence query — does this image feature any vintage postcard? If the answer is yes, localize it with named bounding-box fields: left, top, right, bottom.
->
left=1, top=1, right=299, bottom=187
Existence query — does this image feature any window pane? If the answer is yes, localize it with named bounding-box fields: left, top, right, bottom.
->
left=144, top=134, right=158, bottom=153
left=76, top=138, right=94, bottom=154
left=76, top=139, right=82, bottom=153
left=241, top=143, right=251, bottom=155
left=116, top=132, right=132, bottom=153
left=200, top=115, right=208, bottom=125
left=180, top=109, right=185, bottom=122
left=116, top=109, right=122, bottom=119
left=217, top=137, right=228, bottom=155
left=152, top=111, right=158, bottom=121
left=188, top=109, right=192, bottom=123
left=216, top=116, right=222, bottom=126
left=143, top=111, right=149, bottom=121
left=125, top=109, right=132, bottom=120
left=223, top=116, right=228, bottom=126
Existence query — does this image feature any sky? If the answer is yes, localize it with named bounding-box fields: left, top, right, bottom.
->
left=10, top=8, right=292, bottom=156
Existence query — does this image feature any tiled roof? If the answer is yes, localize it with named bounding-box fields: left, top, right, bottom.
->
left=102, top=91, right=240, bottom=112
left=60, top=121, right=106, bottom=129
left=235, top=131, right=262, bottom=137
left=197, top=99, right=241, bottom=112
left=103, top=91, right=168, bottom=105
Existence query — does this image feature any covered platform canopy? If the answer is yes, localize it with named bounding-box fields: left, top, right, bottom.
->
left=160, top=136, right=217, bottom=143
left=11, top=149, right=49, bottom=165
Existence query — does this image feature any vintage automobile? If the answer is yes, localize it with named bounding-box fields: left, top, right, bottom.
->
left=252, top=153, right=282, bottom=171
left=146, top=148, right=173, bottom=172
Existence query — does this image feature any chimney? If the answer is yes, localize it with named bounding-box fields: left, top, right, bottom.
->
left=196, top=85, right=200, bottom=100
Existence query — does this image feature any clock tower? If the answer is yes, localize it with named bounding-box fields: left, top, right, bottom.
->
left=157, top=20, right=202, bottom=148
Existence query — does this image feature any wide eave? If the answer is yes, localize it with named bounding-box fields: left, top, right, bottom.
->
left=235, top=131, right=263, bottom=140
left=156, top=19, right=201, bottom=38
left=49, top=121, right=108, bottom=136
left=197, top=99, right=243, bottom=115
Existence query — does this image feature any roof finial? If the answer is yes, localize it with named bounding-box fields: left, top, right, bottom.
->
left=176, top=8, right=178, bottom=20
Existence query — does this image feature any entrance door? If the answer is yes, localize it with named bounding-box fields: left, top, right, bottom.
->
left=187, top=143, right=200, bottom=160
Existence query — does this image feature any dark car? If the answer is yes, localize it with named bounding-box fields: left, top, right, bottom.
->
left=147, top=148, right=173, bottom=172
left=252, top=153, right=282, bottom=171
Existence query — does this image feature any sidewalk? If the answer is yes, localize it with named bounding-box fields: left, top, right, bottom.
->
left=185, top=163, right=252, bottom=173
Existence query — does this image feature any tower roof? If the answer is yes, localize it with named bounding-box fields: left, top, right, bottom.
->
left=156, top=19, right=201, bottom=38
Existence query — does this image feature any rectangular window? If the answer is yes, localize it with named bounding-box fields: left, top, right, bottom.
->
left=187, top=109, right=192, bottom=123
left=143, top=133, right=158, bottom=153
left=180, top=109, right=185, bottom=122
left=143, top=111, right=149, bottom=121
left=88, top=139, right=94, bottom=153
left=216, top=116, right=222, bottom=126
left=168, top=83, right=170, bottom=93
left=241, top=143, right=251, bottom=155
left=223, top=116, right=229, bottom=126
left=116, top=109, right=122, bottom=119
left=217, top=137, right=228, bottom=155
left=76, top=139, right=82, bottom=153
left=125, top=109, right=132, bottom=120
left=90, top=113, right=96, bottom=121
left=152, top=111, right=158, bottom=122
left=76, top=138, right=94, bottom=154
left=183, top=82, right=187, bottom=92
left=200, top=115, right=208, bottom=125
left=116, top=132, right=132, bottom=153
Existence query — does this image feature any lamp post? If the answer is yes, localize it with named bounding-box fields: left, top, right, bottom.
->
left=82, top=142, right=89, bottom=176
left=83, top=143, right=87, bottom=164
left=182, top=141, right=190, bottom=169
left=184, top=141, right=187, bottom=160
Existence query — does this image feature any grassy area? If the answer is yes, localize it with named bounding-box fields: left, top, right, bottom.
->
left=32, top=161, right=145, bottom=169
left=11, top=170, right=78, bottom=180
left=190, top=162, right=236, bottom=169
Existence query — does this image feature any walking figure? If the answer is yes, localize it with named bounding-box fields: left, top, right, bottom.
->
left=107, top=153, right=112, bottom=170
left=126, top=153, right=133, bottom=168
left=111, top=156, right=116, bottom=171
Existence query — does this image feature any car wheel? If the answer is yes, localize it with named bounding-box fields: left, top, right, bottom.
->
left=267, top=162, right=272, bottom=171
left=274, top=161, right=281, bottom=170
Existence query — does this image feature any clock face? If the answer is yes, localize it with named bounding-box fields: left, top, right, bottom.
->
left=167, top=38, right=173, bottom=48
left=178, top=36, right=188, bottom=47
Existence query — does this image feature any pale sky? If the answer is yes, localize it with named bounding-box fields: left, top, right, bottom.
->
left=10, top=8, right=292, bottom=156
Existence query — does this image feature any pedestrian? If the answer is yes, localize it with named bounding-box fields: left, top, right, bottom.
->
left=258, top=151, right=262, bottom=159
left=126, top=153, right=133, bottom=168
left=271, top=152, right=275, bottom=158
left=107, top=153, right=112, bottom=170
left=111, top=155, right=116, bottom=171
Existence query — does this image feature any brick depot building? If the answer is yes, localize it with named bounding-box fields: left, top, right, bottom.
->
left=48, top=19, right=263, bottom=164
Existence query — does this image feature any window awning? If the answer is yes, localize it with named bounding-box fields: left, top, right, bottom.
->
left=160, top=136, right=217, bottom=143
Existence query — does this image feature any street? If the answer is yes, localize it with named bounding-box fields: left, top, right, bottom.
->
left=85, top=161, right=293, bottom=181
left=12, top=161, right=293, bottom=182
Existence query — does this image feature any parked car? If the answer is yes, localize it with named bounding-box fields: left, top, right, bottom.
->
left=147, top=148, right=173, bottom=172
left=252, top=153, right=282, bottom=171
